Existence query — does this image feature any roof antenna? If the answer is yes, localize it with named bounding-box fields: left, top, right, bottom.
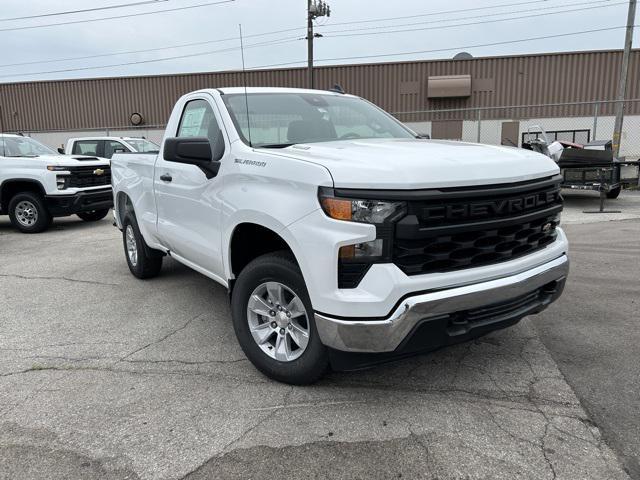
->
left=238, top=24, right=252, bottom=147
left=0, top=105, right=6, bottom=158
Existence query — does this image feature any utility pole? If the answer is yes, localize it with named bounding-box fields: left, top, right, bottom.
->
left=612, top=0, right=636, bottom=158
left=307, top=0, right=331, bottom=89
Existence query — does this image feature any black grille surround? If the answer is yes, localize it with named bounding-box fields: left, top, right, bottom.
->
left=331, top=175, right=563, bottom=287
left=393, top=175, right=563, bottom=276
left=64, top=165, right=111, bottom=189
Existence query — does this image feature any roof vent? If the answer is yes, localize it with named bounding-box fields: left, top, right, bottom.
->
left=453, top=52, right=473, bottom=60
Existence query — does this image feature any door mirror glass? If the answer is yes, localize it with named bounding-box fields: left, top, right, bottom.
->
left=211, top=128, right=225, bottom=162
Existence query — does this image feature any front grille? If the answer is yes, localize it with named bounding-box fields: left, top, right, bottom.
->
left=65, top=165, right=111, bottom=188
left=393, top=176, right=562, bottom=276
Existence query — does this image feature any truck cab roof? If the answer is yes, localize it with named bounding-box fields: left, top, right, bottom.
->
left=215, top=87, right=356, bottom=97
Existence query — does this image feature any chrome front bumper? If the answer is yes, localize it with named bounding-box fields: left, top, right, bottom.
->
left=315, top=255, right=569, bottom=353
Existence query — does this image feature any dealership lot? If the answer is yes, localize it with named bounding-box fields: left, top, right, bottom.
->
left=1, top=192, right=638, bottom=480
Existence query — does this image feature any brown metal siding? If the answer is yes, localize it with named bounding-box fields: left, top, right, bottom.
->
left=0, top=49, right=638, bottom=132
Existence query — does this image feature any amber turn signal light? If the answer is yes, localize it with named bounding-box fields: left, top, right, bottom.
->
left=321, top=197, right=352, bottom=221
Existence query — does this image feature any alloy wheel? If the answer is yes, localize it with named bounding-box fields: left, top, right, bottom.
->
left=125, top=224, right=138, bottom=267
left=246, top=281, right=310, bottom=362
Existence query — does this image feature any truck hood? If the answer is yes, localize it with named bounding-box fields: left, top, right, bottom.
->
left=283, top=138, right=559, bottom=189
left=25, top=154, right=110, bottom=167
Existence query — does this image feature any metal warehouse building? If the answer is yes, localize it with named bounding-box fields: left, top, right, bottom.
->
left=1, top=48, right=639, bottom=158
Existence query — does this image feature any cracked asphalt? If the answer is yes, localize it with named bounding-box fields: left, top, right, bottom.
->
left=0, top=191, right=638, bottom=480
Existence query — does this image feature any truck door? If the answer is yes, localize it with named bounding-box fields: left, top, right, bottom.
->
left=154, top=95, right=226, bottom=280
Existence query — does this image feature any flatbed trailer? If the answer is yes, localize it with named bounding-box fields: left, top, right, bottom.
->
left=558, top=143, right=638, bottom=199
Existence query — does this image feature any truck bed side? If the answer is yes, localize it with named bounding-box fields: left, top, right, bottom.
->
left=111, top=152, right=162, bottom=248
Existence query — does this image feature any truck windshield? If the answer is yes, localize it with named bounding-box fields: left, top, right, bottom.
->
left=127, top=139, right=159, bottom=152
left=0, top=136, right=57, bottom=157
left=221, top=92, right=415, bottom=148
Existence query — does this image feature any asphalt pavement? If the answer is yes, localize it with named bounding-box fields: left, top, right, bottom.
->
left=534, top=215, right=640, bottom=479
left=0, top=190, right=638, bottom=479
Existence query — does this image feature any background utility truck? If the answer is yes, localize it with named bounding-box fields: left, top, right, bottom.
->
left=111, top=87, right=569, bottom=384
left=1, top=134, right=113, bottom=233
left=63, top=137, right=159, bottom=159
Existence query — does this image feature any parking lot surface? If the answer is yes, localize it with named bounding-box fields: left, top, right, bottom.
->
left=0, top=192, right=637, bottom=479
left=534, top=215, right=640, bottom=479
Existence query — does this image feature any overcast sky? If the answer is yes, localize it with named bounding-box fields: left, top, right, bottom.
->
left=0, top=0, right=636, bottom=84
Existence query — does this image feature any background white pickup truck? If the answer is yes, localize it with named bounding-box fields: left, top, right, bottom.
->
left=111, top=87, right=569, bottom=384
left=0, top=134, right=113, bottom=233
left=63, top=136, right=159, bottom=159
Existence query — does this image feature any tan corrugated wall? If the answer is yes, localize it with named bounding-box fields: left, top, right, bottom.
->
left=0, top=49, right=638, bottom=132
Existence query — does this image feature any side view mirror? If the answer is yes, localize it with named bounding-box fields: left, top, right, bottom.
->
left=163, top=133, right=224, bottom=178
left=57, top=147, right=65, bottom=154
left=416, top=133, right=430, bottom=139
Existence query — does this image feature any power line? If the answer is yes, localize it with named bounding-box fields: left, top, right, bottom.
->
left=249, top=25, right=633, bottom=69
left=0, top=36, right=300, bottom=80
left=0, top=28, right=305, bottom=69
left=0, top=1, right=169, bottom=22
left=0, top=0, right=580, bottom=69
left=315, top=0, right=553, bottom=28
left=325, top=2, right=627, bottom=39
left=319, top=0, right=616, bottom=35
left=1, top=24, right=631, bottom=81
left=0, top=0, right=235, bottom=33
left=0, top=0, right=594, bottom=69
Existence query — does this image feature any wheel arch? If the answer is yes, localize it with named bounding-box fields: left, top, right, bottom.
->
left=226, top=220, right=304, bottom=293
left=0, top=179, right=46, bottom=213
left=114, top=191, right=134, bottom=227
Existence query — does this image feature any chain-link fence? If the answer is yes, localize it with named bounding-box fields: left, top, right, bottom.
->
left=393, top=99, right=640, bottom=162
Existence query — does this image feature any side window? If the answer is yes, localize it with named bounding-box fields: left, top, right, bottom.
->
left=177, top=99, right=220, bottom=144
left=104, top=141, right=127, bottom=159
left=72, top=141, right=99, bottom=156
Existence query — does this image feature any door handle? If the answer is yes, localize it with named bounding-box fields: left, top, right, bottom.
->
left=160, top=174, right=173, bottom=182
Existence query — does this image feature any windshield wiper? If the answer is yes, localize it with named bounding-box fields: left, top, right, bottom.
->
left=256, top=143, right=295, bottom=149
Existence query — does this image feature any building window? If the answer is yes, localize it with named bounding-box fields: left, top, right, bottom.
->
left=522, top=129, right=591, bottom=146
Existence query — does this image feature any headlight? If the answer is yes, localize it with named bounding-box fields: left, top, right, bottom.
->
left=319, top=189, right=405, bottom=224
left=319, top=188, right=406, bottom=288
left=340, top=239, right=384, bottom=260
left=56, top=175, right=68, bottom=190
left=47, top=165, right=69, bottom=171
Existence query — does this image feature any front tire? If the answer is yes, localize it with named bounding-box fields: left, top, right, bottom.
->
left=231, top=252, right=329, bottom=385
left=8, top=192, right=52, bottom=233
left=122, top=214, right=163, bottom=279
left=77, top=209, right=110, bottom=222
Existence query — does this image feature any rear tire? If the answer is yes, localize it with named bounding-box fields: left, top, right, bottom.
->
left=8, top=192, right=52, bottom=234
left=122, top=214, right=163, bottom=279
left=606, top=186, right=621, bottom=199
left=231, top=252, right=329, bottom=385
left=77, top=209, right=110, bottom=222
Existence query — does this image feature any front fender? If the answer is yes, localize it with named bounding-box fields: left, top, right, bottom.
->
left=220, top=147, right=333, bottom=282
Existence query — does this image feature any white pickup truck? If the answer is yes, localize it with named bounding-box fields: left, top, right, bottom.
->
left=111, top=87, right=569, bottom=384
left=1, top=134, right=113, bottom=233
left=64, top=137, right=159, bottom=159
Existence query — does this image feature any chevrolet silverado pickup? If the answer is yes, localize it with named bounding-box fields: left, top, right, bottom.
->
left=63, top=136, right=159, bottom=159
left=111, top=87, right=569, bottom=384
left=0, top=134, right=113, bottom=233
